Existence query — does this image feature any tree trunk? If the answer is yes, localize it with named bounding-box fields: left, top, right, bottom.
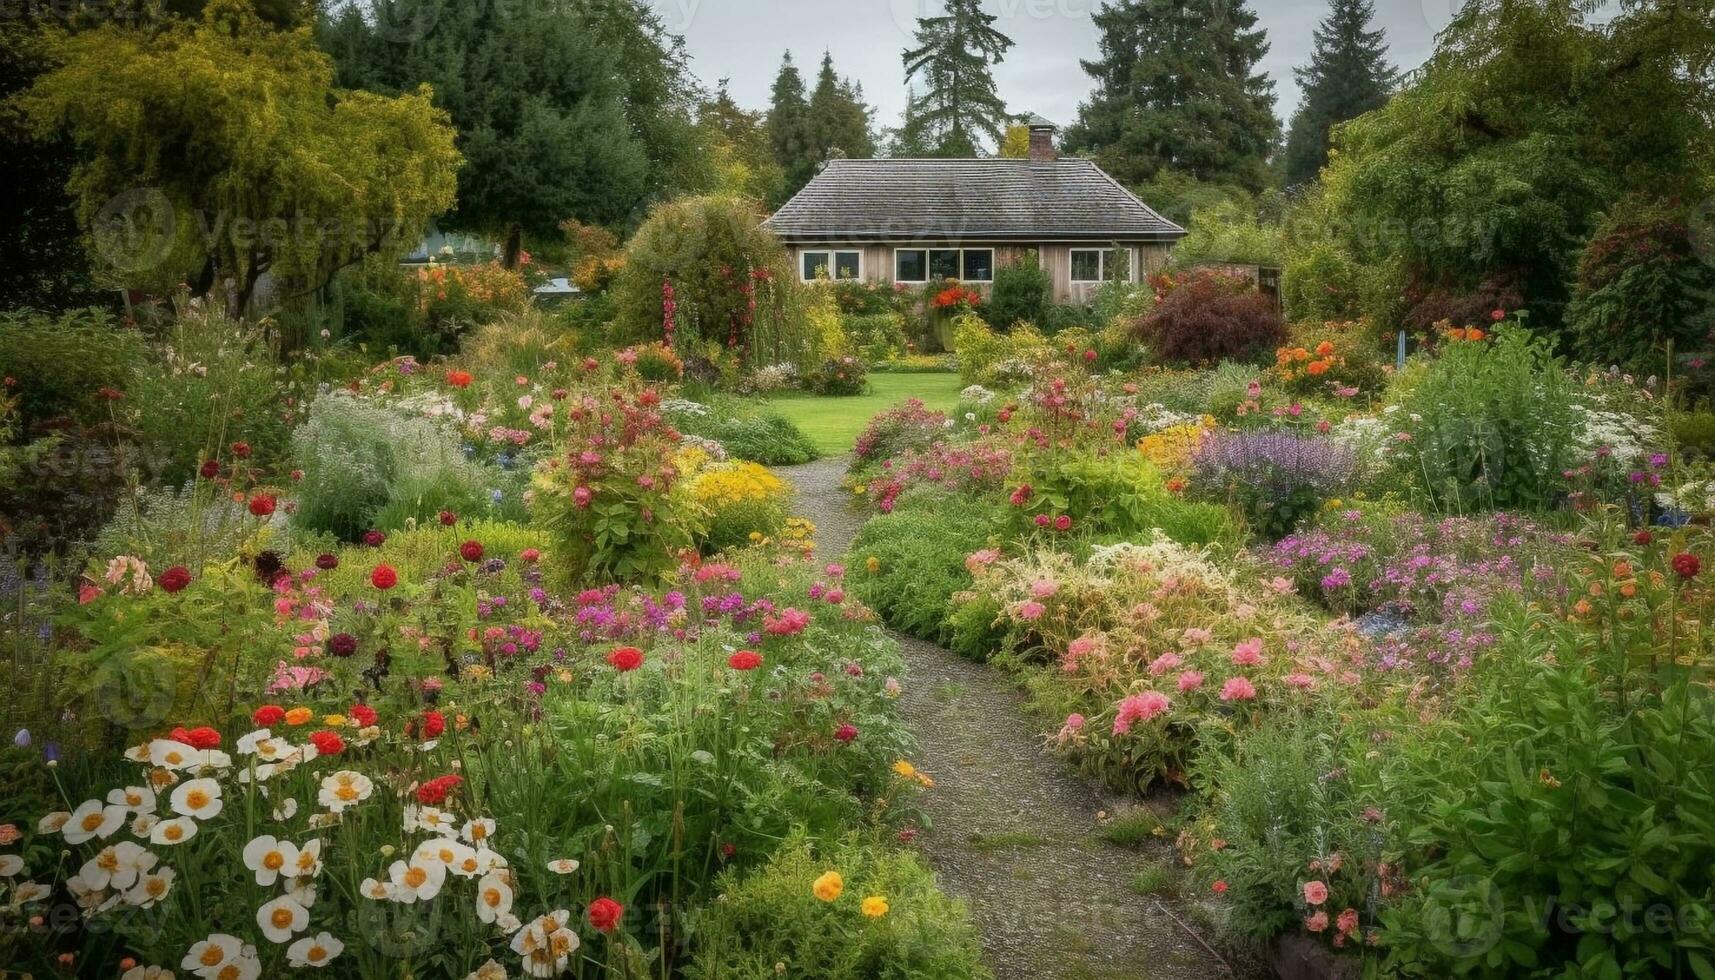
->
left=502, top=223, right=523, bottom=269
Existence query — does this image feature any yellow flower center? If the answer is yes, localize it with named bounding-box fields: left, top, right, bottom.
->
left=126, top=791, right=143, bottom=806
left=200, top=947, right=225, bottom=967
left=263, top=852, right=284, bottom=871
left=471, top=824, right=487, bottom=840
left=296, top=852, right=316, bottom=872
left=217, top=966, right=240, bottom=980
left=164, top=825, right=184, bottom=841
left=271, top=907, right=294, bottom=929
left=336, top=786, right=358, bottom=801
left=404, top=867, right=427, bottom=888
left=97, top=850, right=119, bottom=870
left=308, top=945, right=327, bottom=962
left=185, top=790, right=210, bottom=810
left=484, top=887, right=503, bottom=907
left=461, top=858, right=479, bottom=873
left=81, top=813, right=105, bottom=832
left=164, top=751, right=183, bottom=765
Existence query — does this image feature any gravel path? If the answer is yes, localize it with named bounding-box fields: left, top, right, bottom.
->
left=780, top=458, right=1241, bottom=980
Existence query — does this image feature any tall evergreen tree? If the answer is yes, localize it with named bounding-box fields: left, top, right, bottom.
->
left=700, top=78, right=786, bottom=204
left=1067, top=0, right=1279, bottom=191
left=808, top=51, right=875, bottom=164
left=766, top=52, right=818, bottom=198
left=900, top=0, right=1014, bottom=156
left=1281, top=0, right=1395, bottom=187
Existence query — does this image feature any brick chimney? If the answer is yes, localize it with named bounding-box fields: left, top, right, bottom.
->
left=1026, top=114, right=1058, bottom=162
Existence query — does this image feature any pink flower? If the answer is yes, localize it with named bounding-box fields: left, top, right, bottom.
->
left=1336, top=908, right=1360, bottom=935
left=1303, top=880, right=1329, bottom=905
left=964, top=549, right=1001, bottom=574
left=1177, top=671, right=1205, bottom=692
left=1017, top=601, right=1046, bottom=621
left=1231, top=637, right=1264, bottom=667
left=1305, top=911, right=1329, bottom=933
left=1056, top=714, right=1086, bottom=742
left=763, top=608, right=811, bottom=636
left=1283, top=673, right=1316, bottom=690
left=1147, top=652, right=1181, bottom=676
left=1029, top=579, right=1059, bottom=599
left=1181, top=627, right=1212, bottom=645
left=573, top=486, right=594, bottom=507
left=1112, top=691, right=1171, bottom=735
left=1053, top=515, right=1072, bottom=532
left=1219, top=676, right=1257, bottom=701
left=1034, top=514, right=1050, bottom=527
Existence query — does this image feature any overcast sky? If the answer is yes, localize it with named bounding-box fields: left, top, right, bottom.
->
left=663, top=0, right=1454, bottom=141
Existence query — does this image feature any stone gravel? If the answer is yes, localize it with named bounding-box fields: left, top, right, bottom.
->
left=780, top=458, right=1248, bottom=980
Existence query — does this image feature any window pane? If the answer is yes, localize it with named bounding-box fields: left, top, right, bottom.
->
left=833, top=252, right=861, bottom=280
left=962, top=249, right=994, bottom=282
left=802, top=252, right=829, bottom=281
left=1105, top=248, right=1131, bottom=282
left=1070, top=250, right=1101, bottom=282
left=895, top=249, right=926, bottom=282
left=929, top=249, right=961, bottom=280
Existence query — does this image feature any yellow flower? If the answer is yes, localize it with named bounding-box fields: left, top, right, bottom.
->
left=861, top=896, right=889, bottom=918
left=892, top=760, right=918, bottom=780
left=852, top=484, right=867, bottom=495
left=322, top=714, right=347, bottom=728
left=865, top=556, right=880, bottom=574
left=812, top=871, right=844, bottom=902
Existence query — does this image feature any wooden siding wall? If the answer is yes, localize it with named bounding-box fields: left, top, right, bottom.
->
left=795, top=242, right=1174, bottom=303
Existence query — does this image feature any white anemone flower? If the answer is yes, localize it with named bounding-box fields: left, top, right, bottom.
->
left=169, top=778, right=223, bottom=820
left=150, top=817, right=199, bottom=846
left=388, top=857, right=447, bottom=903
left=181, top=933, right=244, bottom=977
left=63, top=799, right=127, bottom=845
left=510, top=910, right=579, bottom=978
left=286, top=931, right=344, bottom=968
left=241, top=836, right=300, bottom=887
left=359, top=877, right=396, bottom=901
left=475, top=871, right=514, bottom=924
left=318, top=771, right=374, bottom=812
left=107, top=785, right=158, bottom=815
left=460, top=818, right=496, bottom=846
left=256, top=895, right=310, bottom=943
left=78, top=840, right=156, bottom=891
left=125, top=866, right=176, bottom=908
left=0, top=855, right=24, bottom=877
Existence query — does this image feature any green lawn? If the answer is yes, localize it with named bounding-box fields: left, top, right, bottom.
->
left=767, top=372, right=963, bottom=454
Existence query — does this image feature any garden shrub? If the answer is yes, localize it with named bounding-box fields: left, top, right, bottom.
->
left=688, top=833, right=989, bottom=980
left=1564, top=201, right=1715, bottom=371
left=987, top=251, right=1052, bottom=330
left=805, top=355, right=869, bottom=395
left=610, top=195, right=802, bottom=366
left=1172, top=198, right=1284, bottom=267
left=1010, top=451, right=1234, bottom=545
left=952, top=315, right=1052, bottom=387
left=667, top=397, right=819, bottom=466
left=844, top=311, right=911, bottom=361
left=128, top=311, right=296, bottom=485
left=0, top=308, right=146, bottom=428
left=1271, top=319, right=1389, bottom=397
left=1391, top=326, right=1579, bottom=512
left=852, top=400, right=952, bottom=465
left=688, top=460, right=790, bottom=552
left=1190, top=430, right=1359, bottom=540
left=292, top=392, right=493, bottom=540
left=1282, top=239, right=1367, bottom=323
left=413, top=261, right=530, bottom=342
left=850, top=492, right=1005, bottom=644
left=1133, top=268, right=1287, bottom=367
left=458, top=311, right=584, bottom=383
left=1672, top=411, right=1715, bottom=460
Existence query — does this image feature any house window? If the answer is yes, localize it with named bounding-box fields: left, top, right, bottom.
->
left=802, top=250, right=862, bottom=282
left=1069, top=247, right=1133, bottom=284
left=894, top=248, right=995, bottom=283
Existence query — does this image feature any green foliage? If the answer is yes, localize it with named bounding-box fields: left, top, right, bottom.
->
left=1391, top=326, right=1579, bottom=512
left=611, top=195, right=803, bottom=365
left=808, top=51, right=876, bottom=164
left=1672, top=412, right=1715, bottom=461
left=26, top=0, right=459, bottom=310
left=127, top=312, right=295, bottom=485
left=897, top=0, right=1014, bottom=156
left=1172, top=198, right=1283, bottom=268
left=850, top=492, right=1004, bottom=644
left=668, top=398, right=821, bottom=466
left=700, top=79, right=787, bottom=206
left=1067, top=0, right=1279, bottom=191
left=952, top=316, right=1051, bottom=386
left=291, top=392, right=497, bottom=541
left=1013, top=451, right=1233, bottom=545
left=986, top=252, right=1053, bottom=330
left=806, top=356, right=870, bottom=396
left=1564, top=201, right=1715, bottom=370
left=1279, top=0, right=1396, bottom=188
left=844, top=312, right=911, bottom=361
left=688, top=833, right=990, bottom=980
left=0, top=308, right=146, bottom=428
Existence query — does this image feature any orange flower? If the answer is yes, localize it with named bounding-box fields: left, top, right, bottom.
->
left=1612, top=561, right=1632, bottom=579
left=284, top=707, right=313, bottom=726
left=1315, top=341, right=1335, bottom=356
left=1466, top=328, right=1486, bottom=342
left=1307, top=360, right=1330, bottom=376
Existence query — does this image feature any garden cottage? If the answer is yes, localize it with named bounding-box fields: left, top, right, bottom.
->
left=764, top=118, right=1186, bottom=303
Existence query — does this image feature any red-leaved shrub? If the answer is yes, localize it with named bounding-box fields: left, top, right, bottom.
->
left=1132, top=270, right=1287, bottom=366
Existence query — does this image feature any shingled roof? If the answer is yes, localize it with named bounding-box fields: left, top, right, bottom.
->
left=764, top=157, right=1186, bottom=243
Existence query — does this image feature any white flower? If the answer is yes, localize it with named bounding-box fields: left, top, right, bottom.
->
left=63, top=799, right=128, bottom=845
left=242, top=836, right=299, bottom=887
left=272, top=798, right=299, bottom=821
left=0, top=855, right=23, bottom=877
left=388, top=856, right=447, bottom=903
left=359, top=877, right=396, bottom=901
left=545, top=858, right=580, bottom=875
left=150, top=817, right=199, bottom=846
left=38, top=810, right=71, bottom=834
left=108, top=785, right=158, bottom=815
left=476, top=871, right=514, bottom=924
left=78, top=840, right=156, bottom=891
left=412, top=805, right=456, bottom=834
left=146, top=739, right=200, bottom=770
left=416, top=837, right=476, bottom=876
left=305, top=811, right=342, bottom=830
left=511, top=910, right=579, bottom=978
left=9, top=880, right=50, bottom=908
left=460, top=818, right=496, bottom=846
left=131, top=812, right=160, bottom=837
left=292, top=839, right=324, bottom=879
left=256, top=895, right=310, bottom=943
left=170, top=778, right=223, bottom=820
left=466, top=959, right=509, bottom=980
left=182, top=933, right=244, bottom=977
left=318, top=771, right=373, bottom=812
left=286, top=931, right=344, bottom=968
left=121, top=965, right=175, bottom=980
left=235, top=729, right=277, bottom=756
left=285, top=876, right=318, bottom=908
left=125, top=866, right=176, bottom=908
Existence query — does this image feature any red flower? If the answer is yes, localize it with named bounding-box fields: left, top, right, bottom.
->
left=415, top=774, right=462, bottom=804
left=158, top=566, right=191, bottom=594
left=199, top=459, right=221, bottom=480
left=520, top=548, right=541, bottom=563
left=446, top=370, right=474, bottom=389
left=1212, top=880, right=1228, bottom=895
left=308, top=730, right=344, bottom=756
left=1490, top=309, right=1506, bottom=322
left=834, top=723, right=858, bottom=743
left=230, top=441, right=252, bottom=459
left=459, top=540, right=484, bottom=562
left=1672, top=552, right=1701, bottom=579
left=371, top=564, right=398, bottom=590
left=328, top=633, right=358, bottom=658
left=315, top=553, right=339, bottom=570
left=728, top=650, right=763, bottom=671
left=607, top=646, right=644, bottom=671
left=252, top=705, right=285, bottom=726
left=248, top=494, right=276, bottom=517
left=1633, top=530, right=1653, bottom=546
left=350, top=703, right=378, bottom=727
left=587, top=897, right=624, bottom=934
left=169, top=726, right=221, bottom=749
left=417, top=710, right=447, bottom=739
left=1053, top=515, right=1073, bottom=532
left=439, top=510, right=458, bottom=526
left=362, top=529, right=387, bottom=547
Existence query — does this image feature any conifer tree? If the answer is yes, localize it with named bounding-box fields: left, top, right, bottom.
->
left=900, top=0, right=1014, bottom=156
left=1281, top=0, right=1396, bottom=187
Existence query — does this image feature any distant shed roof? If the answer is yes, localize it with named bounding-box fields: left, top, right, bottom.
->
left=764, top=157, right=1186, bottom=244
